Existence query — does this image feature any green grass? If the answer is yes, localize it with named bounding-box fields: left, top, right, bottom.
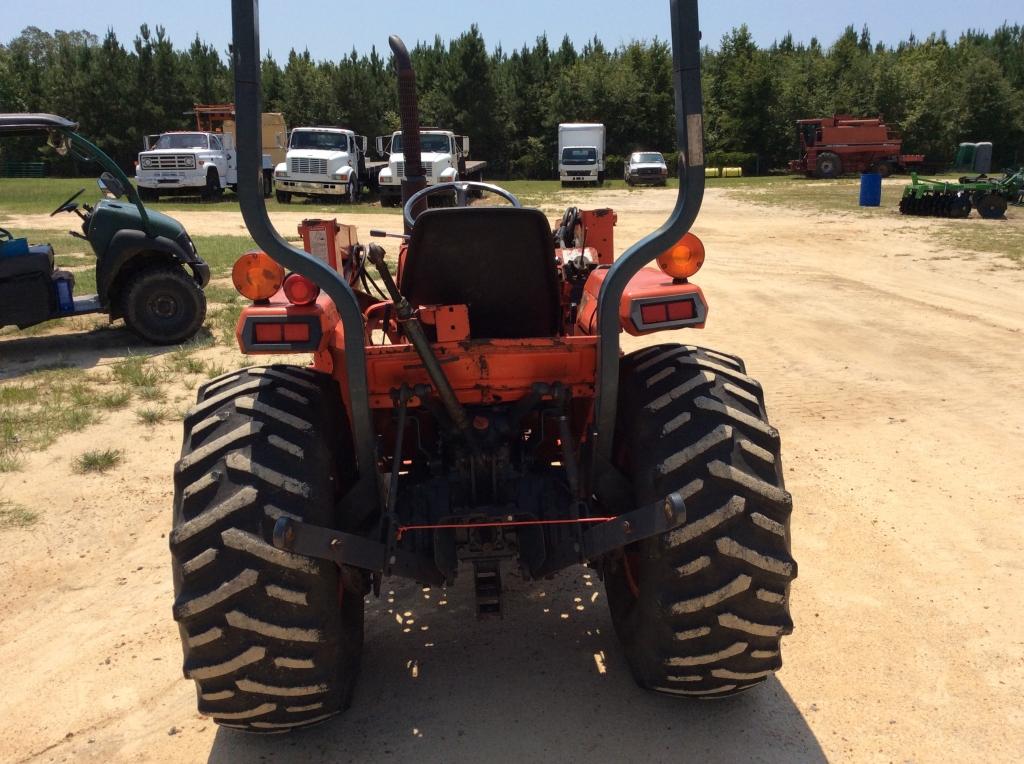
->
left=0, top=452, right=24, bottom=472
left=137, top=385, right=166, bottom=402
left=202, top=284, right=243, bottom=304
left=111, top=355, right=159, bottom=388
left=74, top=448, right=123, bottom=474
left=209, top=304, right=245, bottom=345
left=0, top=498, right=38, bottom=529
left=0, top=385, right=39, bottom=406
left=96, top=389, right=132, bottom=410
left=934, top=216, right=1024, bottom=268
left=136, top=407, right=168, bottom=425
left=0, top=176, right=398, bottom=216
left=0, top=367, right=102, bottom=467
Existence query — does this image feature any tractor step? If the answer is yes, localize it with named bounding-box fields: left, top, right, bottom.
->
left=473, top=560, right=503, bottom=619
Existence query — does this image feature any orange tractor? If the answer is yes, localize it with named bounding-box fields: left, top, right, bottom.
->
left=170, top=0, right=796, bottom=732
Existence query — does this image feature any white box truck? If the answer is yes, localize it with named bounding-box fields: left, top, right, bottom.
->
left=558, top=123, right=606, bottom=187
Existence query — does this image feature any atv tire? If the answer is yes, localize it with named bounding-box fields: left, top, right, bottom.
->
left=170, top=366, right=364, bottom=732
left=604, top=345, right=796, bottom=698
left=121, top=266, right=206, bottom=345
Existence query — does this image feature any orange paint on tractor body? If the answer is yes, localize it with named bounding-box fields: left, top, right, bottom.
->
left=232, top=212, right=705, bottom=426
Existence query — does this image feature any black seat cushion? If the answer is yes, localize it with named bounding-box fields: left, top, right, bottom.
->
left=400, top=207, right=560, bottom=339
left=0, top=244, right=54, bottom=280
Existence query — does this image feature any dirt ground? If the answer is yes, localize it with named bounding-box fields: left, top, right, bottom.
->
left=1, top=187, right=1022, bottom=763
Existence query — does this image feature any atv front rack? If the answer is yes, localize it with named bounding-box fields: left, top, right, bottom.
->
left=272, top=492, right=686, bottom=590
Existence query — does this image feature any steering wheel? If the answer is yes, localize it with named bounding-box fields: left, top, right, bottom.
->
left=50, top=188, right=86, bottom=217
left=403, top=181, right=521, bottom=230
left=0, top=227, right=13, bottom=242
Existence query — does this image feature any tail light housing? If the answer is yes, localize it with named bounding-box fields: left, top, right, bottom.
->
left=283, top=273, right=321, bottom=305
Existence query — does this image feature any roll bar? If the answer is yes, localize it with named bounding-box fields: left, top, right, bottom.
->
left=591, top=0, right=705, bottom=474
left=231, top=0, right=380, bottom=521
left=229, top=0, right=704, bottom=509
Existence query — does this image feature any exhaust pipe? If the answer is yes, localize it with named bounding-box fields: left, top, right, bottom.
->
left=389, top=36, right=428, bottom=231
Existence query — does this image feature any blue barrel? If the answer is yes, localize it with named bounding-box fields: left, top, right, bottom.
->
left=860, top=172, right=882, bottom=207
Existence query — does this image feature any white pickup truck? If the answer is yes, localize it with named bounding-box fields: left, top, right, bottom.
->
left=136, top=132, right=239, bottom=202
left=374, top=130, right=486, bottom=207
left=274, top=127, right=368, bottom=204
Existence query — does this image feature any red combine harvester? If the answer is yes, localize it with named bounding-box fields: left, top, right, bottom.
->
left=789, top=116, right=924, bottom=179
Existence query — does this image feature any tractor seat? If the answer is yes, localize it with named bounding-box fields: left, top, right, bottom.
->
left=0, top=243, right=55, bottom=280
left=400, top=207, right=561, bottom=339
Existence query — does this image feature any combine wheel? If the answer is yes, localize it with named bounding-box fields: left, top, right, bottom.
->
left=170, top=366, right=364, bottom=733
left=604, top=345, right=796, bottom=699
left=976, top=193, right=1007, bottom=220
left=815, top=152, right=842, bottom=179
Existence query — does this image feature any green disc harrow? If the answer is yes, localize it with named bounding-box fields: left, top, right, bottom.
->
left=900, top=169, right=1023, bottom=220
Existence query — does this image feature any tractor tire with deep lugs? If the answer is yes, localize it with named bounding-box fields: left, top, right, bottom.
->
left=170, top=365, right=364, bottom=732
left=604, top=344, right=796, bottom=698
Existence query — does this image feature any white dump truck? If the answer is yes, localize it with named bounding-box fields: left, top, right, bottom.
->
left=372, top=129, right=487, bottom=207
left=274, top=127, right=368, bottom=204
left=558, top=123, right=606, bottom=186
left=135, top=105, right=285, bottom=202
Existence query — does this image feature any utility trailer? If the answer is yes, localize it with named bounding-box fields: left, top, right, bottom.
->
left=789, top=115, right=924, bottom=179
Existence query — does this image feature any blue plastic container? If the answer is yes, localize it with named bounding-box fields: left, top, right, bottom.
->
left=54, top=276, right=74, bottom=313
left=0, top=237, right=29, bottom=259
left=859, top=172, right=882, bottom=207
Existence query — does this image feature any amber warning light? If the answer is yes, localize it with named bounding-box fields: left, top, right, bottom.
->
left=232, top=251, right=285, bottom=301
left=656, top=232, right=705, bottom=280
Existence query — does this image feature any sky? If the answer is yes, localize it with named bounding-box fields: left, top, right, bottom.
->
left=4, top=0, right=1019, bottom=59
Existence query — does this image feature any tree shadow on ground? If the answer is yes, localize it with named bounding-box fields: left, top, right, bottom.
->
left=0, top=323, right=213, bottom=380
left=208, top=567, right=824, bottom=764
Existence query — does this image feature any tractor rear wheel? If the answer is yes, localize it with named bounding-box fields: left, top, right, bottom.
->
left=604, top=345, right=796, bottom=698
left=170, top=366, right=364, bottom=732
left=815, top=152, right=842, bottom=179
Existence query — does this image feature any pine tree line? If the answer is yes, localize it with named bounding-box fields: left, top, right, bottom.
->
left=1, top=22, right=1022, bottom=175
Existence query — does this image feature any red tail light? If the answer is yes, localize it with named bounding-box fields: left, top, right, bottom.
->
left=283, top=273, right=320, bottom=305
left=254, top=322, right=311, bottom=343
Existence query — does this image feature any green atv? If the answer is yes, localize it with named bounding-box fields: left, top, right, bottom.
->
left=0, top=114, right=210, bottom=344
